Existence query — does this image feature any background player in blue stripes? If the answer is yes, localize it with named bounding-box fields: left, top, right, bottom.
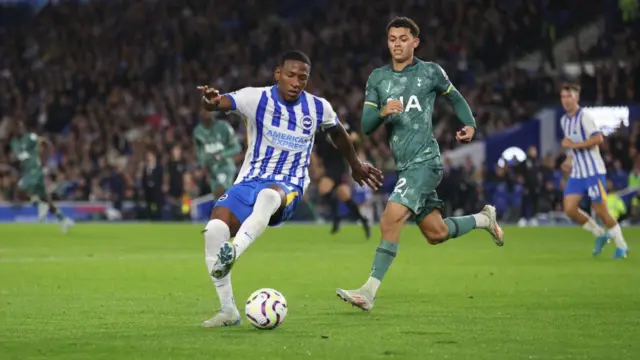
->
left=559, top=83, right=629, bottom=258
left=196, top=50, right=384, bottom=327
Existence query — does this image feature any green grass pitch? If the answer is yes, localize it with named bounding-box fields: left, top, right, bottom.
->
left=0, top=224, right=638, bottom=360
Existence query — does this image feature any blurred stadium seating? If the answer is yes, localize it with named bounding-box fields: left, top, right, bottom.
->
left=0, top=0, right=638, bottom=224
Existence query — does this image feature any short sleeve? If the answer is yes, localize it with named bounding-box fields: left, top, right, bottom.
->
left=364, top=72, right=380, bottom=108
left=581, top=111, right=600, bottom=137
left=319, top=98, right=339, bottom=131
left=431, top=63, right=453, bottom=95
left=222, top=87, right=262, bottom=119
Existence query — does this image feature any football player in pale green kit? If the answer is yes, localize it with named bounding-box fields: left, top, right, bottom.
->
left=193, top=110, right=242, bottom=199
left=337, top=17, right=505, bottom=311
left=9, top=121, right=74, bottom=232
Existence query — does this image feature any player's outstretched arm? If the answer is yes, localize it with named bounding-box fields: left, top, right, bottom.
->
left=442, top=88, right=475, bottom=129
left=431, top=64, right=476, bottom=142
left=198, top=86, right=234, bottom=112
left=442, top=87, right=477, bottom=143
left=327, top=123, right=383, bottom=190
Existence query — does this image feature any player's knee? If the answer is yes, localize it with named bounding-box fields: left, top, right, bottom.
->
left=205, top=218, right=230, bottom=237
left=318, top=177, right=334, bottom=195
left=335, top=184, right=351, bottom=202
left=254, top=188, right=283, bottom=218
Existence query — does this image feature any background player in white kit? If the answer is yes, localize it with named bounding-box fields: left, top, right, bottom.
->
left=559, top=83, right=629, bottom=258
left=197, top=50, right=383, bottom=327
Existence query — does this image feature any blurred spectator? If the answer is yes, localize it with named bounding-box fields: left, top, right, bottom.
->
left=0, top=0, right=637, bottom=224
left=141, top=147, right=163, bottom=220
left=165, top=144, right=188, bottom=220
left=516, top=146, right=543, bottom=225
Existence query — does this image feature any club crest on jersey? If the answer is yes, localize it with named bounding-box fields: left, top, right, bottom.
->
left=301, top=115, right=314, bottom=131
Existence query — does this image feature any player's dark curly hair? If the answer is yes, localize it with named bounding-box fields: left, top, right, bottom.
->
left=387, top=16, right=420, bottom=37
left=562, top=83, right=581, bottom=94
left=279, top=50, right=311, bottom=67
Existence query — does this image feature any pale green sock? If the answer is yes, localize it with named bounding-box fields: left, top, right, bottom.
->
left=443, top=216, right=477, bottom=239
left=370, top=240, right=398, bottom=281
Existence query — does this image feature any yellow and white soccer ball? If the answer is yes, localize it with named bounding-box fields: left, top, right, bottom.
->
left=245, top=288, right=288, bottom=330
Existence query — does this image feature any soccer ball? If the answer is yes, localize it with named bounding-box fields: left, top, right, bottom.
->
left=245, top=288, right=288, bottom=330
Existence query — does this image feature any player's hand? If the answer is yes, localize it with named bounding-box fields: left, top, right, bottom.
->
left=561, top=137, right=575, bottom=149
left=197, top=85, right=221, bottom=101
left=380, top=100, right=403, bottom=117
left=456, top=126, right=475, bottom=143
left=351, top=161, right=384, bottom=190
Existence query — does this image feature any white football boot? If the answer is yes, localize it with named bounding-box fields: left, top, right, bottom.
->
left=210, top=242, right=236, bottom=279
left=201, top=307, right=241, bottom=328
left=481, top=205, right=504, bottom=246
left=336, top=287, right=375, bottom=312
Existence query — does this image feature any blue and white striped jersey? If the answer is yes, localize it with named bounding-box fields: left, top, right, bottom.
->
left=224, top=86, right=339, bottom=193
left=560, top=107, right=607, bottom=179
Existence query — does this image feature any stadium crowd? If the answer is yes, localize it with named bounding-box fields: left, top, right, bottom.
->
left=0, top=0, right=638, bottom=222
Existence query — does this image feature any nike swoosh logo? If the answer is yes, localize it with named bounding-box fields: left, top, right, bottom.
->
left=386, top=82, right=391, bottom=92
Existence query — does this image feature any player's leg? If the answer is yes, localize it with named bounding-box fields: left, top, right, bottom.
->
left=210, top=181, right=295, bottom=279
left=335, top=182, right=371, bottom=239
left=22, top=175, right=72, bottom=230
left=227, top=184, right=285, bottom=259
left=336, top=183, right=413, bottom=311
left=15, top=176, right=39, bottom=209
left=417, top=194, right=504, bottom=246
left=201, top=201, right=242, bottom=327
left=43, top=193, right=74, bottom=231
left=563, top=177, right=609, bottom=253
left=407, top=163, right=503, bottom=246
left=589, top=178, right=628, bottom=258
left=336, top=169, right=424, bottom=311
left=564, top=194, right=606, bottom=234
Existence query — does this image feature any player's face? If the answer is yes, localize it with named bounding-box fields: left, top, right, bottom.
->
left=387, top=27, right=419, bottom=62
left=275, top=60, right=310, bottom=101
left=560, top=89, right=579, bottom=112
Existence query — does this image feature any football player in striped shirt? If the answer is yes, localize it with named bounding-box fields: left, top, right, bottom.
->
left=196, top=50, right=383, bottom=327
left=559, top=83, right=629, bottom=258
